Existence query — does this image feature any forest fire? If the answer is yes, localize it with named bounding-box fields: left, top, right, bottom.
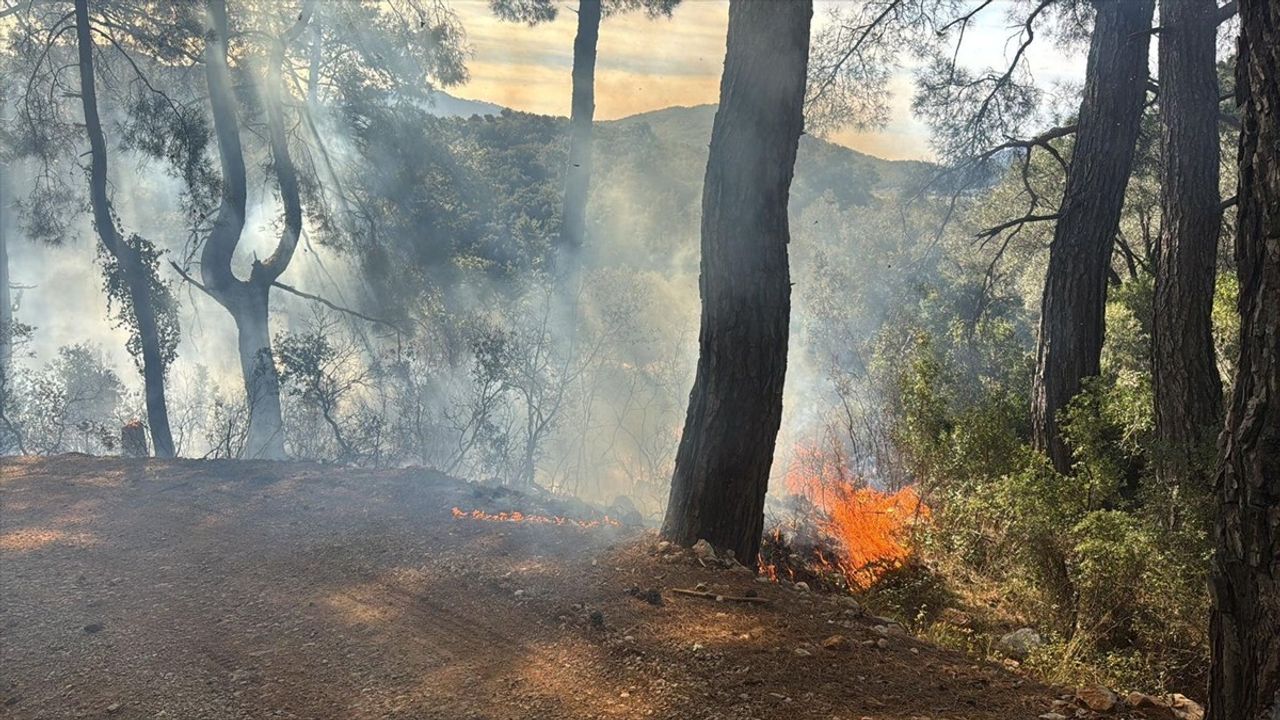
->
left=761, top=444, right=929, bottom=590
left=450, top=507, right=620, bottom=529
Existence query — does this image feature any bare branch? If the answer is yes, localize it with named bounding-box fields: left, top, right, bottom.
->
left=270, top=280, right=402, bottom=334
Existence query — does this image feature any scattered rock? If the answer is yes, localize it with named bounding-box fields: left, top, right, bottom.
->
left=997, top=627, right=1043, bottom=659
left=1076, top=685, right=1119, bottom=713
left=793, top=582, right=810, bottom=592
left=513, top=589, right=525, bottom=598
left=1038, top=714, right=1067, bottom=720
left=875, top=638, right=889, bottom=649
left=836, top=596, right=862, bottom=612
left=106, top=703, right=121, bottom=714
left=625, top=585, right=663, bottom=606
left=691, top=539, right=717, bottom=560
left=656, top=541, right=672, bottom=554
left=821, top=635, right=851, bottom=651
left=695, top=583, right=708, bottom=592
left=609, top=495, right=643, bottom=526
left=1169, top=694, right=1204, bottom=720
left=589, top=610, right=605, bottom=629
left=1126, top=692, right=1166, bottom=709
left=793, top=647, right=812, bottom=657
left=82, top=623, right=104, bottom=634
left=691, top=643, right=704, bottom=652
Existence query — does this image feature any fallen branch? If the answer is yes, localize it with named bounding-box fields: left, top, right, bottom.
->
left=671, top=588, right=772, bottom=605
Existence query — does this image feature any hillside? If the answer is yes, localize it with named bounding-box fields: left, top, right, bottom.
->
left=605, top=104, right=934, bottom=196
left=0, top=456, right=1157, bottom=720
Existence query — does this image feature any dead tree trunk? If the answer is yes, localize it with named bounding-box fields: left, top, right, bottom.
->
left=660, top=0, right=811, bottom=565
left=1152, top=0, right=1224, bottom=504
left=74, top=0, right=175, bottom=458
left=1206, top=0, right=1280, bottom=716
left=199, top=0, right=308, bottom=460
left=1030, top=0, right=1155, bottom=473
left=559, top=0, right=601, bottom=267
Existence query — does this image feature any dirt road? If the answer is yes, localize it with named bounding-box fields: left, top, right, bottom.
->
left=2, top=456, right=1061, bottom=719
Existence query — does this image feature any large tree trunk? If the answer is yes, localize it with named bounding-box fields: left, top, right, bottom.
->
left=199, top=0, right=307, bottom=460
left=231, top=286, right=286, bottom=459
left=1152, top=0, right=1224, bottom=505
left=1207, top=0, right=1280, bottom=716
left=660, top=0, right=811, bottom=565
left=559, top=0, right=600, bottom=266
left=1030, top=0, right=1155, bottom=473
left=74, top=0, right=176, bottom=458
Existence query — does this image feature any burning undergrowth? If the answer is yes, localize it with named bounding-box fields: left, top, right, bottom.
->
left=759, top=444, right=930, bottom=594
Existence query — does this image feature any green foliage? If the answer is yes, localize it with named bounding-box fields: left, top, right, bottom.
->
left=17, top=344, right=124, bottom=455
left=97, top=234, right=181, bottom=375
left=883, top=276, right=1210, bottom=693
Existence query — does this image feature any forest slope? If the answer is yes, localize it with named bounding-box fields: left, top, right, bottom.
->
left=0, top=457, right=1166, bottom=720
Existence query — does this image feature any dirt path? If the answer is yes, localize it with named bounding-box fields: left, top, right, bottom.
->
left=2, top=456, right=1065, bottom=720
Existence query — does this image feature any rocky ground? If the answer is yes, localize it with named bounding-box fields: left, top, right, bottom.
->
left=0, top=456, right=1193, bottom=719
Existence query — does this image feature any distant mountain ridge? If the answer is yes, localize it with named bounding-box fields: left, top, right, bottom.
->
left=423, top=90, right=507, bottom=118
left=605, top=104, right=933, bottom=194
left=425, top=96, right=932, bottom=187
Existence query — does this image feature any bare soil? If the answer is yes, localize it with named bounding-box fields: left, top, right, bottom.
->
left=0, top=456, right=1098, bottom=719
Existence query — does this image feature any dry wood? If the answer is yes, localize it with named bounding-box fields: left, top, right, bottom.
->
left=670, top=588, right=771, bottom=605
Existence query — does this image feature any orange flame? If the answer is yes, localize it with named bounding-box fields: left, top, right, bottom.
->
left=782, top=443, right=929, bottom=589
left=450, top=507, right=620, bottom=529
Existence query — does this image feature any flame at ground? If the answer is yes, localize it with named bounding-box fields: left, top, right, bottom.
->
left=776, top=443, right=930, bottom=589
left=451, top=507, right=620, bottom=529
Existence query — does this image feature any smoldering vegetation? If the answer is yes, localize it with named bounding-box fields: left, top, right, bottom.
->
left=0, top=68, right=945, bottom=517
left=0, top=0, right=1259, bottom=702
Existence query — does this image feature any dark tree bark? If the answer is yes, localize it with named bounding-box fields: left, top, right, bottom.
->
left=660, top=0, right=812, bottom=565
left=0, top=169, right=11, bottom=384
left=1207, top=0, right=1280, bottom=716
left=559, top=0, right=601, bottom=266
left=1152, top=0, right=1224, bottom=502
left=199, top=0, right=307, bottom=460
left=74, top=0, right=175, bottom=459
left=1030, top=0, right=1155, bottom=473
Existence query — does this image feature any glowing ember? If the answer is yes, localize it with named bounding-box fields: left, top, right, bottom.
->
left=450, top=507, right=620, bottom=529
left=779, top=443, right=930, bottom=589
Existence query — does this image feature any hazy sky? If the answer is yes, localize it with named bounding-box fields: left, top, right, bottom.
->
left=448, top=0, right=1091, bottom=161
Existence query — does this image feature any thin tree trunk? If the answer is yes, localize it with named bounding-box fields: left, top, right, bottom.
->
left=74, top=0, right=175, bottom=458
left=660, top=0, right=812, bottom=565
left=559, top=0, right=600, bottom=266
left=199, top=0, right=308, bottom=460
left=1152, top=0, right=1224, bottom=505
left=1030, top=0, right=1155, bottom=473
left=1207, top=0, right=1280, bottom=715
left=0, top=169, right=12, bottom=383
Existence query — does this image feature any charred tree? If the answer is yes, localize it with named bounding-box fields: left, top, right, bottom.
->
left=560, top=0, right=601, bottom=267
left=1030, top=0, right=1155, bottom=473
left=199, top=0, right=307, bottom=460
left=74, top=0, right=176, bottom=458
left=660, top=0, right=811, bottom=564
left=1152, top=0, right=1224, bottom=502
left=1207, top=0, right=1280, bottom=716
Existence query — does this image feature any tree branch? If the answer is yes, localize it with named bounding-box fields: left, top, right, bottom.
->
left=270, top=280, right=401, bottom=333
left=975, top=212, right=1060, bottom=241
left=1216, top=0, right=1237, bottom=25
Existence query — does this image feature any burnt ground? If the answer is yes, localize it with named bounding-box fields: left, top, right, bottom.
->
left=2, top=456, right=1087, bottom=719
